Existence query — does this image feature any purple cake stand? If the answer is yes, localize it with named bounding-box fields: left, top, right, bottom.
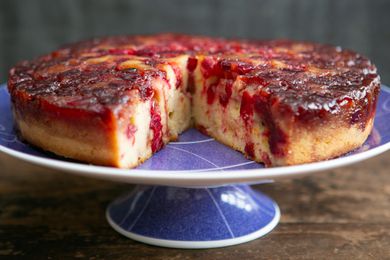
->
left=1, top=84, right=390, bottom=248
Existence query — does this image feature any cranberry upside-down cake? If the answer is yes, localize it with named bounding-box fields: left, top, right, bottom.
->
left=7, top=34, right=380, bottom=168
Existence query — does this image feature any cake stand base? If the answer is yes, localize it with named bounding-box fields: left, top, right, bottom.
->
left=106, top=184, right=280, bottom=249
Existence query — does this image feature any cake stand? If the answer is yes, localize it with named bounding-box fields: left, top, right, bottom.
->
left=1, top=84, right=389, bottom=249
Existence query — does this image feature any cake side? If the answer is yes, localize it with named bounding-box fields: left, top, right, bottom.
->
left=10, top=89, right=122, bottom=166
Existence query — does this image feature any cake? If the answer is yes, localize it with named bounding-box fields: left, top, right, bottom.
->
left=7, top=34, right=381, bottom=168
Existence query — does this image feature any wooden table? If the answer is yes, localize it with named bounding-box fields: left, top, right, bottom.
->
left=1, top=151, right=389, bottom=259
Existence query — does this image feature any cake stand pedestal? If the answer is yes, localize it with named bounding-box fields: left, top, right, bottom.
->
left=106, top=184, right=279, bottom=249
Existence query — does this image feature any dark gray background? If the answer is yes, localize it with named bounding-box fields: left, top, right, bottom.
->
left=1, top=0, right=389, bottom=83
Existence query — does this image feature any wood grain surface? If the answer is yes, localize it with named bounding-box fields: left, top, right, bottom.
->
left=0, top=151, right=389, bottom=259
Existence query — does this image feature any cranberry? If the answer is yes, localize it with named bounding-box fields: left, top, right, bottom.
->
left=51, top=50, right=62, bottom=58
left=219, top=60, right=231, bottom=71
left=245, top=142, right=255, bottom=158
left=135, top=49, right=158, bottom=57
left=219, top=81, right=233, bottom=107
left=207, top=82, right=217, bottom=104
left=241, top=75, right=269, bottom=87
left=201, top=57, right=223, bottom=78
left=261, top=153, right=272, bottom=166
left=187, top=74, right=195, bottom=94
left=171, top=65, right=182, bottom=88
left=362, top=74, right=377, bottom=86
left=187, top=57, right=198, bottom=72
left=268, top=127, right=288, bottom=156
left=196, top=124, right=209, bottom=136
left=350, top=109, right=362, bottom=124
left=254, top=94, right=288, bottom=157
left=108, top=48, right=135, bottom=55
left=231, top=61, right=254, bottom=74
left=240, top=91, right=254, bottom=126
left=150, top=101, right=163, bottom=152
left=201, top=58, right=215, bottom=78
